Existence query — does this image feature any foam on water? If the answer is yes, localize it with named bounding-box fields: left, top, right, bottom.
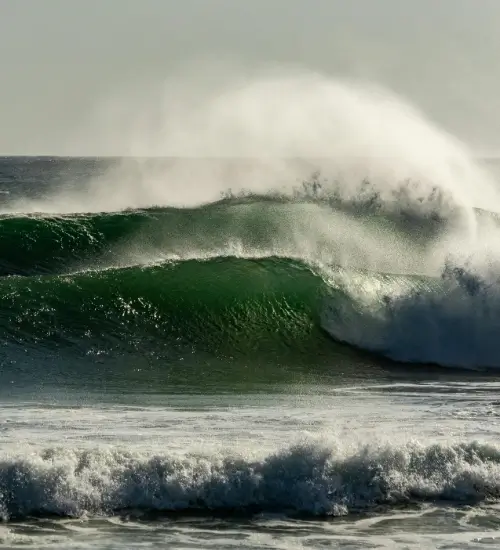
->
left=2, top=439, right=500, bottom=521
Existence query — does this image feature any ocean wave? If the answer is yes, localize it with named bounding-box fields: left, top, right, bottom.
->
left=0, top=193, right=452, bottom=277
left=2, top=196, right=500, bottom=369
left=1, top=440, right=500, bottom=521
left=2, top=242, right=500, bottom=369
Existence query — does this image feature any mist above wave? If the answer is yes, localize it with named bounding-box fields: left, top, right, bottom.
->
left=8, top=69, right=498, bottom=221
left=6, top=68, right=498, bottom=278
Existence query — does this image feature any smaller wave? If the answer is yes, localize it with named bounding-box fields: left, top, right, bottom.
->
left=1, top=440, right=500, bottom=521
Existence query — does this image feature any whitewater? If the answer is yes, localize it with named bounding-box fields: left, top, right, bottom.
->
left=3, top=71, right=500, bottom=548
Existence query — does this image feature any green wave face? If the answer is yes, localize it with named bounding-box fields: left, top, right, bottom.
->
left=0, top=257, right=332, bottom=359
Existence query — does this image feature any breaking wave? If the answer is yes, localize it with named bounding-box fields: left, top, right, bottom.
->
left=2, top=440, right=500, bottom=521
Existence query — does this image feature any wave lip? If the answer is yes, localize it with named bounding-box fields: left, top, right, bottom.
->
left=1, top=440, right=500, bottom=521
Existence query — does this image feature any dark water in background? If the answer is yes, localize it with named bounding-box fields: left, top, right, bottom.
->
left=3, top=156, right=500, bottom=549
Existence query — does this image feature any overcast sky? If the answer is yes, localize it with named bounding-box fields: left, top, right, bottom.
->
left=1, top=0, right=499, bottom=155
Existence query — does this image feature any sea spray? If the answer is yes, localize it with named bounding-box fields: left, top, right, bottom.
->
left=8, top=69, right=494, bottom=231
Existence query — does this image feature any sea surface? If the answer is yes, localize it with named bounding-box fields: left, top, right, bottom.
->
left=2, top=156, right=500, bottom=549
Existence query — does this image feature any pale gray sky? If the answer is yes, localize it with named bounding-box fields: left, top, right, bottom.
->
left=1, top=0, right=499, bottom=155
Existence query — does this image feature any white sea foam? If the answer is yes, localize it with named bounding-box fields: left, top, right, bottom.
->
left=1, top=439, right=500, bottom=521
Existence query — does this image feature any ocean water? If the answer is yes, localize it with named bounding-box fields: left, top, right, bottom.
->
left=2, top=156, right=500, bottom=549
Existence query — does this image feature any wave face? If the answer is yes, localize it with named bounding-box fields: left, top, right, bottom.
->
left=2, top=440, right=500, bottom=520
left=1, top=255, right=327, bottom=358
left=2, top=195, right=500, bottom=369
